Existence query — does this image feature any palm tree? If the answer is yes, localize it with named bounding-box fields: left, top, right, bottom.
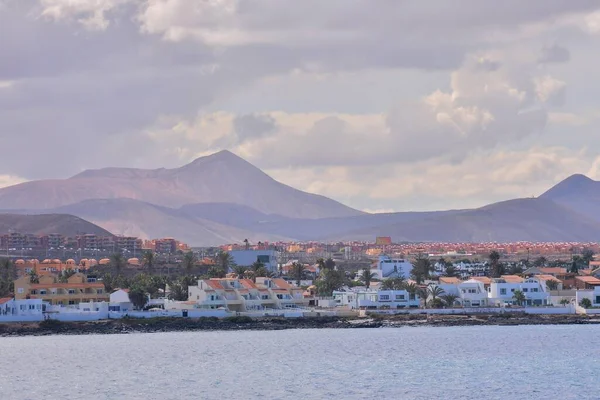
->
left=316, top=258, right=326, bottom=272
left=546, top=279, right=559, bottom=291
left=110, top=253, right=126, bottom=276
left=404, top=282, right=419, bottom=301
left=411, top=253, right=432, bottom=284
left=359, top=267, right=377, bottom=289
left=488, top=251, right=503, bottom=278
left=233, top=265, right=248, bottom=279
left=440, top=294, right=459, bottom=308
left=559, top=298, right=570, bottom=306
left=142, top=251, right=155, bottom=273
left=533, top=256, right=547, bottom=267
left=381, top=277, right=405, bottom=290
left=324, top=258, right=336, bottom=270
left=513, top=289, right=526, bottom=306
left=214, top=251, right=235, bottom=276
left=58, top=269, right=76, bottom=283
left=182, top=251, right=197, bottom=275
left=290, top=262, right=307, bottom=286
left=426, top=285, right=445, bottom=307
left=243, top=238, right=250, bottom=250
left=28, top=270, right=39, bottom=284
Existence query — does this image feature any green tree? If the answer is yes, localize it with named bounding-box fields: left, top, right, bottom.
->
left=440, top=294, right=459, bottom=308
left=128, top=286, right=148, bottom=310
left=381, top=277, right=405, bottom=290
left=110, top=253, right=126, bottom=276
left=101, top=272, right=116, bottom=293
left=411, top=253, right=432, bottom=284
left=533, top=256, right=547, bottom=267
left=0, top=258, right=16, bottom=296
left=214, top=251, right=235, bottom=276
left=579, top=297, right=592, bottom=309
left=290, top=262, right=307, bottom=286
left=316, top=269, right=347, bottom=296
left=359, top=267, right=377, bottom=289
left=546, top=279, right=559, bottom=291
left=444, top=263, right=459, bottom=277
left=582, top=249, right=595, bottom=267
left=426, top=285, right=445, bottom=308
left=28, top=270, right=39, bottom=284
left=142, top=251, right=155, bottom=273
left=316, top=258, right=326, bottom=271
left=233, top=265, right=248, bottom=279
left=404, top=282, right=419, bottom=302
left=58, top=269, right=76, bottom=283
left=182, top=251, right=197, bottom=275
left=167, top=277, right=190, bottom=301
left=488, top=251, right=504, bottom=278
left=324, top=258, right=336, bottom=270
left=513, top=290, right=526, bottom=306
left=570, top=256, right=581, bottom=274
left=559, top=298, right=570, bottom=306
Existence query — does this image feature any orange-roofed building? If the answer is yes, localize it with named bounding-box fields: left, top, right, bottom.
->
left=14, top=273, right=108, bottom=305
left=439, top=277, right=461, bottom=285
left=574, top=276, right=600, bottom=290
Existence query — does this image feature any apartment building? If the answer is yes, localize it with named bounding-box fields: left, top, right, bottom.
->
left=14, top=273, right=108, bottom=305
left=188, top=277, right=308, bottom=311
left=332, top=288, right=420, bottom=309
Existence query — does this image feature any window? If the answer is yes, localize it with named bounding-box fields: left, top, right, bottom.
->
left=17, top=288, right=24, bottom=294
left=29, top=305, right=35, bottom=310
left=523, top=288, right=528, bottom=292
left=395, top=295, right=405, bottom=300
left=40, top=290, right=47, bottom=295
left=197, top=295, right=200, bottom=300
left=68, top=301, right=75, bottom=305
left=31, top=290, right=37, bottom=295
left=500, top=288, right=507, bottom=295
left=261, top=295, right=270, bottom=300
left=276, top=294, right=283, bottom=299
left=510, top=289, right=515, bottom=293
left=379, top=295, right=390, bottom=300
left=97, top=289, right=103, bottom=294
left=469, top=289, right=477, bottom=294
left=532, top=288, right=538, bottom=292
left=68, top=289, right=75, bottom=294
left=257, top=255, right=270, bottom=263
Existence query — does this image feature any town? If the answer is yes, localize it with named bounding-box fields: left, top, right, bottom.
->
left=2, top=233, right=600, bottom=323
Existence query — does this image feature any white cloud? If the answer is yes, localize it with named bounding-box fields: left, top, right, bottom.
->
left=39, top=0, right=133, bottom=30
left=0, top=175, right=26, bottom=189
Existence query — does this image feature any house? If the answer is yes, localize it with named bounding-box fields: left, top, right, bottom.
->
left=187, top=277, right=309, bottom=312
left=436, top=279, right=489, bottom=307
left=332, top=287, right=420, bottom=309
left=373, top=255, right=412, bottom=279
left=574, top=276, right=600, bottom=290
left=488, top=277, right=550, bottom=306
left=229, top=249, right=279, bottom=272
left=0, top=297, right=44, bottom=316
left=14, top=273, right=109, bottom=305
left=109, top=289, right=133, bottom=312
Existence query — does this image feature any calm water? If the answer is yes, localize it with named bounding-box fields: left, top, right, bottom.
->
left=1, top=325, right=598, bottom=399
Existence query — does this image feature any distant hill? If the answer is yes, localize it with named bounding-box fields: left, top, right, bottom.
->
left=539, top=174, right=600, bottom=221
left=327, top=198, right=600, bottom=242
left=0, top=150, right=361, bottom=219
left=0, top=214, right=112, bottom=236
left=4, top=155, right=600, bottom=245
left=45, top=199, right=293, bottom=246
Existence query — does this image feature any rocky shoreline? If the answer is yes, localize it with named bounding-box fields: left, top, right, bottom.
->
left=1, top=313, right=600, bottom=337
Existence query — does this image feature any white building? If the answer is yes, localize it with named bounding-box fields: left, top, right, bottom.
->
left=109, top=289, right=134, bottom=312
left=437, top=279, right=489, bottom=307
left=332, top=288, right=420, bottom=309
left=374, top=255, right=412, bottom=280
left=0, top=298, right=44, bottom=316
left=187, top=277, right=308, bottom=312
left=229, top=249, right=279, bottom=272
left=488, top=277, right=550, bottom=306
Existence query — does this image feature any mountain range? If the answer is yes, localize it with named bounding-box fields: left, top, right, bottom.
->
left=0, top=151, right=599, bottom=245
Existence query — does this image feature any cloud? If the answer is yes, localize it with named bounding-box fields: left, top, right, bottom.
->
left=0, top=175, right=27, bottom=189
left=538, top=44, right=570, bottom=63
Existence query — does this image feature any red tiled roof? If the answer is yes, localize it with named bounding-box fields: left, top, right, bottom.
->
left=30, top=283, right=105, bottom=289
left=273, top=278, right=292, bottom=289
left=0, top=297, right=12, bottom=305
left=205, top=280, right=225, bottom=290
left=439, top=277, right=461, bottom=284
left=575, top=276, right=600, bottom=284
left=240, top=279, right=258, bottom=289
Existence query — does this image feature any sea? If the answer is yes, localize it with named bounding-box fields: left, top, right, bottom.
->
left=1, top=325, right=598, bottom=400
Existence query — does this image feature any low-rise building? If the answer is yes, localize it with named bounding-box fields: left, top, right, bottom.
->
left=188, top=277, right=308, bottom=312
left=229, top=249, right=279, bottom=272
left=373, top=255, right=412, bottom=279
left=488, top=277, right=550, bottom=306
left=14, top=273, right=109, bottom=305
left=332, top=288, right=420, bottom=309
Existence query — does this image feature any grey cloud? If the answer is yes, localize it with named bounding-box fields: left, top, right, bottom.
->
left=538, top=44, right=571, bottom=63
left=233, top=114, right=277, bottom=142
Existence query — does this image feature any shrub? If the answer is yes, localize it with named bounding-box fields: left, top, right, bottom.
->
left=579, top=298, right=592, bottom=309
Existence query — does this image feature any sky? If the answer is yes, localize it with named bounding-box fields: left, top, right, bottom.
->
left=2, top=1, right=600, bottom=213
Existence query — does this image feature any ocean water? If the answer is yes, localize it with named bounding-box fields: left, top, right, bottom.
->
left=1, top=325, right=599, bottom=400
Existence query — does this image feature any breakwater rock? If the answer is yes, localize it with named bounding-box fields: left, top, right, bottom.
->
left=1, top=314, right=598, bottom=337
